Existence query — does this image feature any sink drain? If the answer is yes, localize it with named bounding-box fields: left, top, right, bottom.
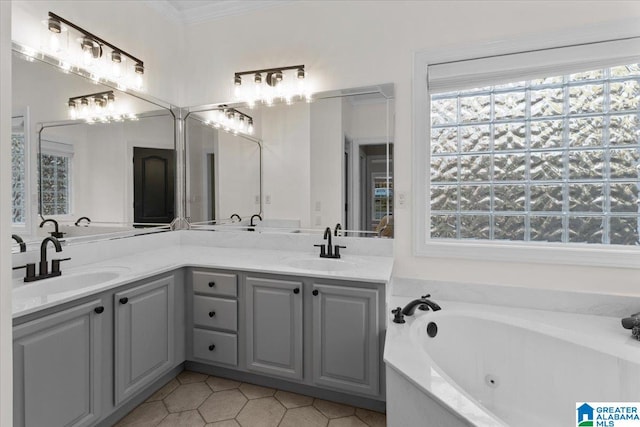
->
left=485, top=374, right=499, bottom=388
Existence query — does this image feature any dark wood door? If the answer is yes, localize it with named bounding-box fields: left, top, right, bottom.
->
left=133, top=147, right=175, bottom=224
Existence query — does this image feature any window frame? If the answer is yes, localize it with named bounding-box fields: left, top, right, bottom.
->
left=11, top=108, right=31, bottom=235
left=39, top=139, right=74, bottom=220
left=413, top=28, right=640, bottom=268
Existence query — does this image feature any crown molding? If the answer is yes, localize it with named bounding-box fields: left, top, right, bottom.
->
left=145, top=0, right=295, bottom=25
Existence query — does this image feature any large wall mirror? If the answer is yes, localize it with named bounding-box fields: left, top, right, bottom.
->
left=186, top=83, right=394, bottom=237
left=185, top=109, right=262, bottom=225
left=11, top=45, right=177, bottom=251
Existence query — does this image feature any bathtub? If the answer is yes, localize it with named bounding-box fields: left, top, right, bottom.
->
left=384, top=299, right=640, bottom=426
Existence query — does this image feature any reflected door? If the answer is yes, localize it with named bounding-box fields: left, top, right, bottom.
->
left=133, top=147, right=175, bottom=224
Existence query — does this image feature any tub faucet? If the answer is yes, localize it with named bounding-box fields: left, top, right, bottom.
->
left=39, top=218, right=65, bottom=238
left=12, top=234, right=26, bottom=253
left=621, top=312, right=640, bottom=340
left=401, top=294, right=441, bottom=316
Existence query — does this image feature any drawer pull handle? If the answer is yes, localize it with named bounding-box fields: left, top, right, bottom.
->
left=312, top=290, right=319, bottom=296
left=208, top=281, right=215, bottom=288
left=208, top=344, right=216, bottom=351
left=209, top=311, right=216, bottom=317
left=119, top=297, right=129, bottom=304
left=94, top=306, right=104, bottom=314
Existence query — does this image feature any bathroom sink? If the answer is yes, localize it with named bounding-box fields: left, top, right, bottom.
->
left=287, top=258, right=357, bottom=272
left=14, top=268, right=127, bottom=300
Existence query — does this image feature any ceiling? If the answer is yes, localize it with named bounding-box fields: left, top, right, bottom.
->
left=147, top=0, right=295, bottom=25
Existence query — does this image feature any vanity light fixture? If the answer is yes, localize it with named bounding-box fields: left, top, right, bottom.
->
left=233, top=65, right=312, bottom=107
left=204, top=106, right=254, bottom=136
left=42, top=12, right=145, bottom=91
left=67, top=91, right=136, bottom=124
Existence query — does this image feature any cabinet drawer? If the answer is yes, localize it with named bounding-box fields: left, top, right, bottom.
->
left=193, top=296, right=237, bottom=331
left=193, top=329, right=237, bottom=366
left=193, top=271, right=237, bottom=297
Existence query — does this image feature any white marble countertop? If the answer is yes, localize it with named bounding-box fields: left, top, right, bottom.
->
left=13, top=245, right=393, bottom=318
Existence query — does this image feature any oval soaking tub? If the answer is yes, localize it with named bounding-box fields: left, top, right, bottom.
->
left=384, top=300, right=640, bottom=426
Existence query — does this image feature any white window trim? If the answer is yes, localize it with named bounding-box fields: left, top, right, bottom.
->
left=412, top=19, right=640, bottom=268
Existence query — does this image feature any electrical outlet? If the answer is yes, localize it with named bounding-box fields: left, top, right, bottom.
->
left=255, top=195, right=260, bottom=204
left=315, top=215, right=322, bottom=226
left=266, top=195, right=271, bottom=204
left=397, top=191, right=408, bottom=209
left=315, top=201, right=321, bottom=212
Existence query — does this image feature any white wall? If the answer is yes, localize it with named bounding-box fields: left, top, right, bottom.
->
left=310, top=97, right=343, bottom=228
left=183, top=1, right=640, bottom=294
left=260, top=103, right=311, bottom=227
left=0, top=1, right=12, bottom=425
left=217, top=130, right=261, bottom=220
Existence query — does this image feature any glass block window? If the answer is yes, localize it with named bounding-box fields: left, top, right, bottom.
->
left=430, top=63, right=640, bottom=245
left=40, top=150, right=72, bottom=216
left=11, top=132, right=26, bottom=224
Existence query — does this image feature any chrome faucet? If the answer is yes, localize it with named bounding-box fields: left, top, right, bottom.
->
left=40, top=218, right=65, bottom=238
left=12, top=234, right=26, bottom=253
left=314, top=227, right=346, bottom=259
left=622, top=312, right=640, bottom=340
left=401, top=294, right=442, bottom=316
left=75, top=216, right=91, bottom=226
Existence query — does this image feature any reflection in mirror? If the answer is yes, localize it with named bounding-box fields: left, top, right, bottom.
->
left=185, top=84, right=394, bottom=237
left=185, top=110, right=261, bottom=226
left=11, top=46, right=176, bottom=251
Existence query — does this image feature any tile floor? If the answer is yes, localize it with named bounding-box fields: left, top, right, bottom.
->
left=115, top=370, right=387, bottom=427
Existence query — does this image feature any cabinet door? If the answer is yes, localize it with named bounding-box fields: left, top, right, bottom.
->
left=312, top=283, right=379, bottom=396
left=246, top=276, right=303, bottom=380
left=115, top=275, right=175, bottom=404
left=13, top=299, right=104, bottom=427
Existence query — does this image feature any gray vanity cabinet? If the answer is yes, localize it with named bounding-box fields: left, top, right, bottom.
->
left=245, top=276, right=304, bottom=380
left=13, top=299, right=104, bottom=427
left=114, top=275, right=175, bottom=405
left=311, top=283, right=380, bottom=396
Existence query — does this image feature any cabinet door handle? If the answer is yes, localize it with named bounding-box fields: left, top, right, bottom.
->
left=209, top=311, right=216, bottom=317
left=208, top=281, right=215, bottom=288
left=293, top=288, right=300, bottom=294
left=208, top=344, right=216, bottom=351
left=119, top=297, right=129, bottom=304
left=94, top=306, right=104, bottom=314
left=312, top=290, right=319, bottom=296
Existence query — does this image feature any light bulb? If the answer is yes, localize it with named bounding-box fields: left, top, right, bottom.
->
left=134, top=73, right=143, bottom=91
left=49, top=32, right=60, bottom=52
left=111, top=52, right=122, bottom=78
left=247, top=120, right=254, bottom=135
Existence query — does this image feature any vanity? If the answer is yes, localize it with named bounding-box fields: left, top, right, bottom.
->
left=10, top=21, right=395, bottom=426
left=11, top=231, right=393, bottom=426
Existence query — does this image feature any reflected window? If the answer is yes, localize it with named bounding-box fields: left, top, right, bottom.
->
left=40, top=141, right=73, bottom=216
left=11, top=117, right=26, bottom=224
left=430, top=63, right=640, bottom=245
